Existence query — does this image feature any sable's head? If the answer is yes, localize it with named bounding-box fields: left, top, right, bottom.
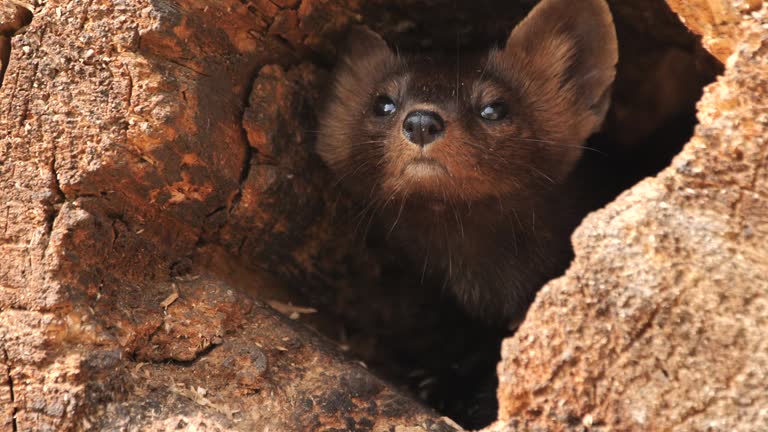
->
left=317, top=0, right=617, bottom=208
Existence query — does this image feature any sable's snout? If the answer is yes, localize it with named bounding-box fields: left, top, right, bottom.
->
left=402, top=111, right=445, bottom=147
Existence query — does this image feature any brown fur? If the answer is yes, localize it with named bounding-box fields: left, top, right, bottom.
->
left=317, top=0, right=618, bottom=324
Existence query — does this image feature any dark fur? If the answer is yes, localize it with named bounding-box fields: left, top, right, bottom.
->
left=317, top=0, right=618, bottom=324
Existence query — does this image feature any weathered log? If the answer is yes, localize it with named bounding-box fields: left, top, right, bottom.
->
left=0, top=0, right=452, bottom=429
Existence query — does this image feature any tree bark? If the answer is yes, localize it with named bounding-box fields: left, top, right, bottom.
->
left=0, top=0, right=453, bottom=430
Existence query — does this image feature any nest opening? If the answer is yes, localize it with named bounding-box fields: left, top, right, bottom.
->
left=229, top=1, right=722, bottom=429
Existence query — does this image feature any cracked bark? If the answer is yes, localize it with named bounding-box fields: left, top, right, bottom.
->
left=0, top=0, right=446, bottom=429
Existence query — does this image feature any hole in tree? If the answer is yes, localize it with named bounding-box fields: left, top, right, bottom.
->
left=309, top=0, right=720, bottom=429
left=225, top=0, right=722, bottom=430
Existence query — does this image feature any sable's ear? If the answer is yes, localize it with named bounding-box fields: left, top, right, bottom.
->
left=498, top=0, right=618, bottom=136
left=341, top=26, right=393, bottom=62
left=335, top=26, right=396, bottom=83
left=319, top=27, right=396, bottom=169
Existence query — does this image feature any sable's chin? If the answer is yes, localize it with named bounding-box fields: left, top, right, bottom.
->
left=397, top=157, right=451, bottom=193
left=375, top=156, right=452, bottom=211
left=402, top=158, right=448, bottom=178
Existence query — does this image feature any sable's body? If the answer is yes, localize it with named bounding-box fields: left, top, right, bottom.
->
left=380, top=190, right=579, bottom=322
left=318, top=0, right=618, bottom=324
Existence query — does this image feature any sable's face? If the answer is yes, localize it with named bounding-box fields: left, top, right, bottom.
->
left=374, top=59, right=539, bottom=202
left=324, top=55, right=555, bottom=204
left=318, top=0, right=617, bottom=209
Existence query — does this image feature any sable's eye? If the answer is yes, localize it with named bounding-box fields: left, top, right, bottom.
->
left=373, top=95, right=397, bottom=117
left=479, top=102, right=508, bottom=121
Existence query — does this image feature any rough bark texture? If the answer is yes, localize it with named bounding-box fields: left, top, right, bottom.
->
left=666, top=0, right=763, bottom=62
left=495, top=3, right=768, bottom=432
left=0, top=0, right=454, bottom=430
left=0, top=0, right=764, bottom=431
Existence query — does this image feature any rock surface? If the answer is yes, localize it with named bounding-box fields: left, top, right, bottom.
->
left=0, top=0, right=449, bottom=430
left=667, top=0, right=763, bottom=62
left=495, top=4, right=768, bottom=431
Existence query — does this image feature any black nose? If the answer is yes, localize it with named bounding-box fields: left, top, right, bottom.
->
left=402, top=111, right=445, bottom=147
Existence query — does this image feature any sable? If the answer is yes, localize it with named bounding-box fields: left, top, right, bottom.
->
left=317, top=0, right=618, bottom=325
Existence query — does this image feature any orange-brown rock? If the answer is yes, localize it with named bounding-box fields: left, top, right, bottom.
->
left=666, top=0, right=763, bottom=62
left=0, top=0, right=451, bottom=429
left=495, top=5, right=768, bottom=431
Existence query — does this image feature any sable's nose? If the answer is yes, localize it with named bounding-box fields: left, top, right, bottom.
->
left=402, top=111, right=445, bottom=147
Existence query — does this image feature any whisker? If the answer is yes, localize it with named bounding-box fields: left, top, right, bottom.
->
left=511, top=207, right=524, bottom=232
left=456, top=139, right=507, bottom=162
left=420, top=241, right=430, bottom=285
left=455, top=132, right=604, bottom=156
left=443, top=220, right=454, bottom=281
left=351, top=180, right=382, bottom=237
left=387, top=182, right=409, bottom=236
left=503, top=136, right=605, bottom=154
left=333, top=160, right=371, bottom=187
left=529, top=166, right=555, bottom=185
left=361, top=201, right=382, bottom=240
left=450, top=198, right=465, bottom=239
left=455, top=18, right=460, bottom=109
